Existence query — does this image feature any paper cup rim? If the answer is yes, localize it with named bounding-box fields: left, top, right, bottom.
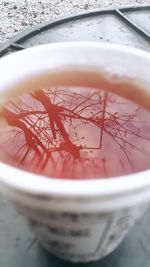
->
left=0, top=162, right=150, bottom=197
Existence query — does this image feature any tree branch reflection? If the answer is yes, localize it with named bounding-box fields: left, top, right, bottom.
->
left=0, top=86, right=149, bottom=179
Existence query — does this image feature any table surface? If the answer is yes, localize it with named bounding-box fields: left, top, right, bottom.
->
left=0, top=5, right=150, bottom=267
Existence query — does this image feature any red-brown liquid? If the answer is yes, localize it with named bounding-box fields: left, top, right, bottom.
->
left=0, top=81, right=150, bottom=179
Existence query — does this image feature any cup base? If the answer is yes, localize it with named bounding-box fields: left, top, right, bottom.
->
left=38, top=237, right=118, bottom=263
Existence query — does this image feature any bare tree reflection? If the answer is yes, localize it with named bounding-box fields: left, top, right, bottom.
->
left=0, top=86, right=149, bottom=179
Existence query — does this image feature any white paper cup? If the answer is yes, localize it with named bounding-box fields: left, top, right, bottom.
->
left=0, top=42, right=150, bottom=262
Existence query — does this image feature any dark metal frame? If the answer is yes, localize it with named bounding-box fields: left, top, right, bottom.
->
left=0, top=4, right=149, bottom=57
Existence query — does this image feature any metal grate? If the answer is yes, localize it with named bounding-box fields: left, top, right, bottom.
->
left=0, top=4, right=149, bottom=57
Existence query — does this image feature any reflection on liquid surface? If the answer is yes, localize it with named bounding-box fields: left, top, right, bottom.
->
left=0, top=86, right=150, bottom=179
